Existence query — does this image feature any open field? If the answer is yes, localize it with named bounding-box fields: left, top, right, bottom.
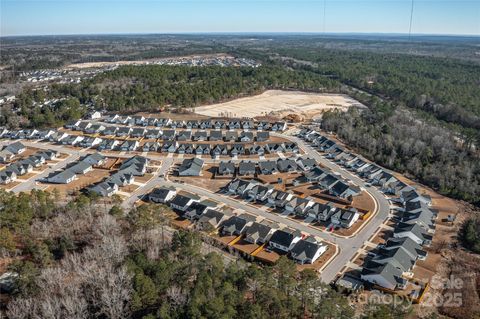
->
left=193, top=90, right=365, bottom=118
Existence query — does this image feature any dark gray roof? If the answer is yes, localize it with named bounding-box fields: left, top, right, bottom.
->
left=290, top=238, right=324, bottom=261
left=245, top=222, right=275, bottom=243
left=269, top=228, right=301, bottom=247
left=178, top=158, right=204, bottom=175
left=361, top=261, right=406, bottom=288
left=170, top=195, right=194, bottom=208
left=373, top=247, right=415, bottom=272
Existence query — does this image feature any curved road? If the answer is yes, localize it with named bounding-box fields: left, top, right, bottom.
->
left=3, top=135, right=391, bottom=283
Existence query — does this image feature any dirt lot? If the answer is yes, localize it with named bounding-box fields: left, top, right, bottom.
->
left=42, top=168, right=111, bottom=197
left=172, top=165, right=232, bottom=191
left=193, top=90, right=364, bottom=118
left=232, top=238, right=260, bottom=255
left=255, top=249, right=281, bottom=264
left=0, top=181, right=21, bottom=190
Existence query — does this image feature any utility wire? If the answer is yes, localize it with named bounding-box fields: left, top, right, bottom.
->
left=323, top=0, right=327, bottom=34
left=408, top=0, right=415, bottom=41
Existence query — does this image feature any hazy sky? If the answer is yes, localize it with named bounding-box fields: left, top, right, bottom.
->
left=1, top=0, right=479, bottom=36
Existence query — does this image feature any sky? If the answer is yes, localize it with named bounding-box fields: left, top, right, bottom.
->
left=1, top=0, right=479, bottom=36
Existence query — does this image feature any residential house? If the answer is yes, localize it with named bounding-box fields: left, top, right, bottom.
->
left=195, top=144, right=210, bottom=155
left=271, top=122, right=287, bottom=131
left=330, top=181, right=361, bottom=199
left=393, top=222, right=432, bottom=246
left=184, top=202, right=212, bottom=221
left=197, top=209, right=227, bottom=230
left=244, top=221, right=277, bottom=245
left=361, top=261, right=407, bottom=290
left=88, top=182, right=118, bottom=197
left=149, top=187, right=177, bottom=204
left=0, top=170, right=17, bottom=184
left=221, top=214, right=256, bottom=236
left=161, top=130, right=176, bottom=141
left=258, top=161, right=278, bottom=175
left=102, top=126, right=118, bottom=136
left=5, top=142, right=26, bottom=155
left=224, top=131, right=238, bottom=142
left=44, top=170, right=76, bottom=184
left=178, top=158, right=204, bottom=176
left=142, top=142, right=161, bottom=152
left=240, top=131, right=254, bottom=142
left=277, top=158, right=297, bottom=172
left=238, top=161, right=256, bottom=176
left=170, top=194, right=197, bottom=212
left=116, top=127, right=132, bottom=137
left=68, top=161, right=92, bottom=174
left=211, top=145, right=228, bottom=157
left=162, top=141, right=178, bottom=153
left=290, top=237, right=328, bottom=264
left=119, top=140, right=139, bottom=152
left=256, top=131, right=270, bottom=142
left=131, top=128, right=146, bottom=138
left=371, top=247, right=416, bottom=273
left=296, top=157, right=316, bottom=171
left=248, top=144, right=265, bottom=156
left=218, top=161, right=236, bottom=176
left=81, top=153, right=106, bottom=166
left=304, top=166, right=331, bottom=183
left=177, top=130, right=192, bottom=141
left=98, top=139, right=119, bottom=151
left=85, top=124, right=105, bottom=135
left=193, top=131, right=208, bottom=141
left=230, top=144, right=245, bottom=156
left=382, top=237, right=427, bottom=261
left=269, top=228, right=302, bottom=252
left=79, top=137, right=103, bottom=148
left=62, top=135, right=84, bottom=146
left=209, top=130, right=223, bottom=141
left=146, top=117, right=158, bottom=127
left=247, top=184, right=274, bottom=202
left=145, top=129, right=161, bottom=139
left=267, top=190, right=294, bottom=208
left=283, top=142, right=299, bottom=153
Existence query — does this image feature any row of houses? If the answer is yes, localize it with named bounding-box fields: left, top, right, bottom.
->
left=297, top=130, right=437, bottom=291
left=0, top=149, right=57, bottom=184
left=141, top=141, right=298, bottom=156
left=217, top=157, right=316, bottom=176
left=70, top=123, right=274, bottom=142
left=1, top=131, right=298, bottom=156
left=148, top=187, right=328, bottom=264
left=297, top=129, right=419, bottom=198
left=226, top=179, right=361, bottom=229
left=88, top=156, right=148, bottom=197
left=42, top=153, right=105, bottom=184
left=102, top=116, right=288, bottom=131
left=0, top=128, right=56, bottom=141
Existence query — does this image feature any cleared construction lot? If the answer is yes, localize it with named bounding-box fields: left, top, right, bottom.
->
left=193, top=90, right=365, bottom=118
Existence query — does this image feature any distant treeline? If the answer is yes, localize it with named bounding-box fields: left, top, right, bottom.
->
left=4, top=65, right=339, bottom=128
left=272, top=47, right=480, bottom=131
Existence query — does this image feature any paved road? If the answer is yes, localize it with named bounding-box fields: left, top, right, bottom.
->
left=11, top=153, right=80, bottom=193
left=121, top=157, right=174, bottom=209
left=272, top=133, right=391, bottom=279
left=3, top=136, right=391, bottom=282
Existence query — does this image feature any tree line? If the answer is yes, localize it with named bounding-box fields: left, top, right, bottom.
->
left=1, top=190, right=416, bottom=319
left=4, top=65, right=339, bottom=129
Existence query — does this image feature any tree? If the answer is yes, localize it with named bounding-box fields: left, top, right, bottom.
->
left=0, top=227, right=16, bottom=254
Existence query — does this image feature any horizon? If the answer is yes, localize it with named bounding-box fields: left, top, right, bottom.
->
left=2, top=31, right=479, bottom=39
left=1, top=0, right=479, bottom=37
